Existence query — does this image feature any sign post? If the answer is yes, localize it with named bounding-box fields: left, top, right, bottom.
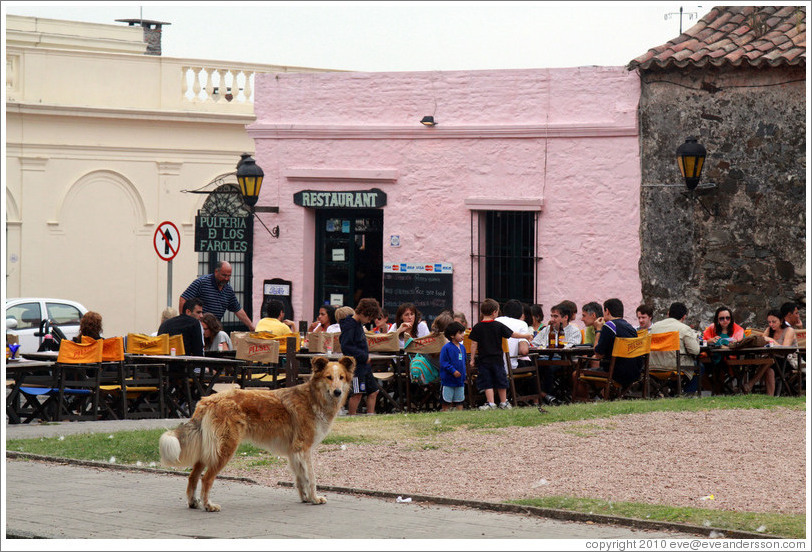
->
left=154, top=221, right=180, bottom=307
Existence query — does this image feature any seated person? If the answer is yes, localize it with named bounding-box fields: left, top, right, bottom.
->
left=580, top=301, right=603, bottom=345
left=157, top=297, right=204, bottom=356
left=780, top=301, right=803, bottom=330
left=533, top=303, right=582, bottom=405
left=703, top=306, right=744, bottom=346
left=452, top=311, right=469, bottom=329
left=73, top=311, right=103, bottom=342
left=255, top=299, right=295, bottom=335
left=572, top=298, right=640, bottom=401
left=649, top=302, right=701, bottom=394
left=369, top=308, right=394, bottom=333
left=496, top=299, right=532, bottom=371
left=393, top=302, right=430, bottom=348
left=745, top=309, right=798, bottom=396
left=635, top=304, right=654, bottom=332
left=308, top=304, right=336, bottom=333
left=201, top=312, right=232, bottom=351
left=530, top=304, right=544, bottom=336
left=532, top=303, right=582, bottom=349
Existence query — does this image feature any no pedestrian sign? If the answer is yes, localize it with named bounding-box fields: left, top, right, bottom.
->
left=154, top=221, right=180, bottom=262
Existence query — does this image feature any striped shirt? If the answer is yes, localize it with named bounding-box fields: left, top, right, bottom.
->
left=180, top=274, right=241, bottom=320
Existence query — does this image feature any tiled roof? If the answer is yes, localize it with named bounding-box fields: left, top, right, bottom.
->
left=628, top=6, right=805, bottom=70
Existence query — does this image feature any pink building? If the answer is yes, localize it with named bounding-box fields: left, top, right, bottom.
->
left=247, top=67, right=643, bottom=327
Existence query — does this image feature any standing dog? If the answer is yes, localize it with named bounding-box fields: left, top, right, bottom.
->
left=159, top=355, right=354, bottom=511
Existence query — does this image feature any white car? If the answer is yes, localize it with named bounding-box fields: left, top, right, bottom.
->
left=5, top=298, right=88, bottom=354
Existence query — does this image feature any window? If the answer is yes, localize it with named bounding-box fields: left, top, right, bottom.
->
left=47, top=303, right=83, bottom=326
left=470, top=210, right=539, bottom=312
left=7, top=302, right=41, bottom=330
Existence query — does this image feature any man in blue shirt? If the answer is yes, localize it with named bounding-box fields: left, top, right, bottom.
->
left=179, top=261, right=255, bottom=331
left=593, top=298, right=642, bottom=387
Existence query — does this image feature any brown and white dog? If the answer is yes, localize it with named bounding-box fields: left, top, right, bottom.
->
left=159, top=355, right=355, bottom=511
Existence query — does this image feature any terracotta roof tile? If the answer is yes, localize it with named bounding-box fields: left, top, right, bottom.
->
left=629, top=5, right=806, bottom=70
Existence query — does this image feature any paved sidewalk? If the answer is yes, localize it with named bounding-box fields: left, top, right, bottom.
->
left=5, top=420, right=700, bottom=540
left=6, top=460, right=689, bottom=540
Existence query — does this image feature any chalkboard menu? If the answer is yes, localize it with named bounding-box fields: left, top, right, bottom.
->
left=383, top=263, right=453, bottom=325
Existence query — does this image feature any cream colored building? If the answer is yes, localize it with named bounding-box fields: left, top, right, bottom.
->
left=5, top=15, right=334, bottom=337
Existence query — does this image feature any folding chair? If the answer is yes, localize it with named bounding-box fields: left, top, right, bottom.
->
left=14, top=371, right=61, bottom=423
left=119, top=363, right=166, bottom=418
left=508, top=351, right=543, bottom=407
left=52, top=339, right=108, bottom=421
left=647, top=331, right=691, bottom=397
left=577, top=332, right=651, bottom=400
left=238, top=361, right=286, bottom=389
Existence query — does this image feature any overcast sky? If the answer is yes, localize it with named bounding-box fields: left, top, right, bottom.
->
left=4, top=1, right=712, bottom=71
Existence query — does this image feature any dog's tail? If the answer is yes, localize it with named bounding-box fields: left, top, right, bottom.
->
left=159, top=418, right=205, bottom=468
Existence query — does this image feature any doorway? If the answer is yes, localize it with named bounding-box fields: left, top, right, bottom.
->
left=314, top=209, right=383, bottom=317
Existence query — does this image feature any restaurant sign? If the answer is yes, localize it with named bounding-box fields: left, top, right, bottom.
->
left=293, top=188, right=387, bottom=209
left=194, top=215, right=253, bottom=252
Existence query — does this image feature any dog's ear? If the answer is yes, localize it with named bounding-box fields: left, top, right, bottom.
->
left=311, top=356, right=330, bottom=373
left=338, top=355, right=356, bottom=375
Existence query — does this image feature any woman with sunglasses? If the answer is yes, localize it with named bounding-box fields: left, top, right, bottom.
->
left=702, top=306, right=745, bottom=346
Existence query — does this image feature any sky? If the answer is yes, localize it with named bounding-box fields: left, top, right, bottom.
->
left=3, top=1, right=712, bottom=71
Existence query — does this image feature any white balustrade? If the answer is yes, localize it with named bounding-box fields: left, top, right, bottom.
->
left=182, top=65, right=256, bottom=104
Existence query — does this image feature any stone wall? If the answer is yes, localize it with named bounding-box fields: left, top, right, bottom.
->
left=636, top=65, right=806, bottom=329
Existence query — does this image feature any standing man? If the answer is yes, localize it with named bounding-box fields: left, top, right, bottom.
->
left=649, top=302, right=701, bottom=395
left=158, top=297, right=205, bottom=357
left=179, top=260, right=255, bottom=331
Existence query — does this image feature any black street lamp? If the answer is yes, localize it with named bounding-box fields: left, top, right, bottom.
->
left=676, top=136, right=706, bottom=191
left=235, top=153, right=264, bottom=207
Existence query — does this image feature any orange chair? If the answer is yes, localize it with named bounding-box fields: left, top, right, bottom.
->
left=648, top=331, right=688, bottom=396
left=577, top=333, right=651, bottom=400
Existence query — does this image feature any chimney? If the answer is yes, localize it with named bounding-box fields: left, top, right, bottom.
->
left=115, top=18, right=171, bottom=56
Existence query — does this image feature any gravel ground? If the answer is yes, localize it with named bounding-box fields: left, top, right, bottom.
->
left=224, top=407, right=806, bottom=514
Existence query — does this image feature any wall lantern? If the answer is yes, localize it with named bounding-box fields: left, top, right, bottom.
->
left=182, top=154, right=278, bottom=238
left=236, top=153, right=264, bottom=207
left=676, top=136, right=706, bottom=191
left=420, top=115, right=437, bottom=126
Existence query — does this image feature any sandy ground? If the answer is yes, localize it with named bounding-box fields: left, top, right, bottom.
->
left=224, top=407, right=806, bottom=514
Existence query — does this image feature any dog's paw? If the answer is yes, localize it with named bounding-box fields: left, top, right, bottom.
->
left=205, top=502, right=221, bottom=512
left=188, top=498, right=201, bottom=509
left=313, top=495, right=327, bottom=505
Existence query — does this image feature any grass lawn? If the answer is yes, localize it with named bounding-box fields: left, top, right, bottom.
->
left=7, top=395, right=806, bottom=538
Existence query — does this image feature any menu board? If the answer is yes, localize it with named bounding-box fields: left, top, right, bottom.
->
left=383, top=263, right=453, bottom=325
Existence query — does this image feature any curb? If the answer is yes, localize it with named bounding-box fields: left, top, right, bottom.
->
left=276, top=482, right=777, bottom=540
left=6, top=452, right=258, bottom=484
left=6, top=453, right=783, bottom=540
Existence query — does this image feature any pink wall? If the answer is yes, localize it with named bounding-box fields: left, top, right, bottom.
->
left=248, top=67, right=643, bottom=326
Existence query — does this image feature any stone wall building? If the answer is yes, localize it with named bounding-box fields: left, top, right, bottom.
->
left=628, top=5, right=806, bottom=328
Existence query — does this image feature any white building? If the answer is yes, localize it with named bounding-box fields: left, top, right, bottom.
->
left=5, top=15, right=335, bottom=337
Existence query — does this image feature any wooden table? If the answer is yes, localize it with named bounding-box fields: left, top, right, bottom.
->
left=699, top=345, right=805, bottom=396
left=529, top=346, right=595, bottom=403
left=123, top=353, right=246, bottom=417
